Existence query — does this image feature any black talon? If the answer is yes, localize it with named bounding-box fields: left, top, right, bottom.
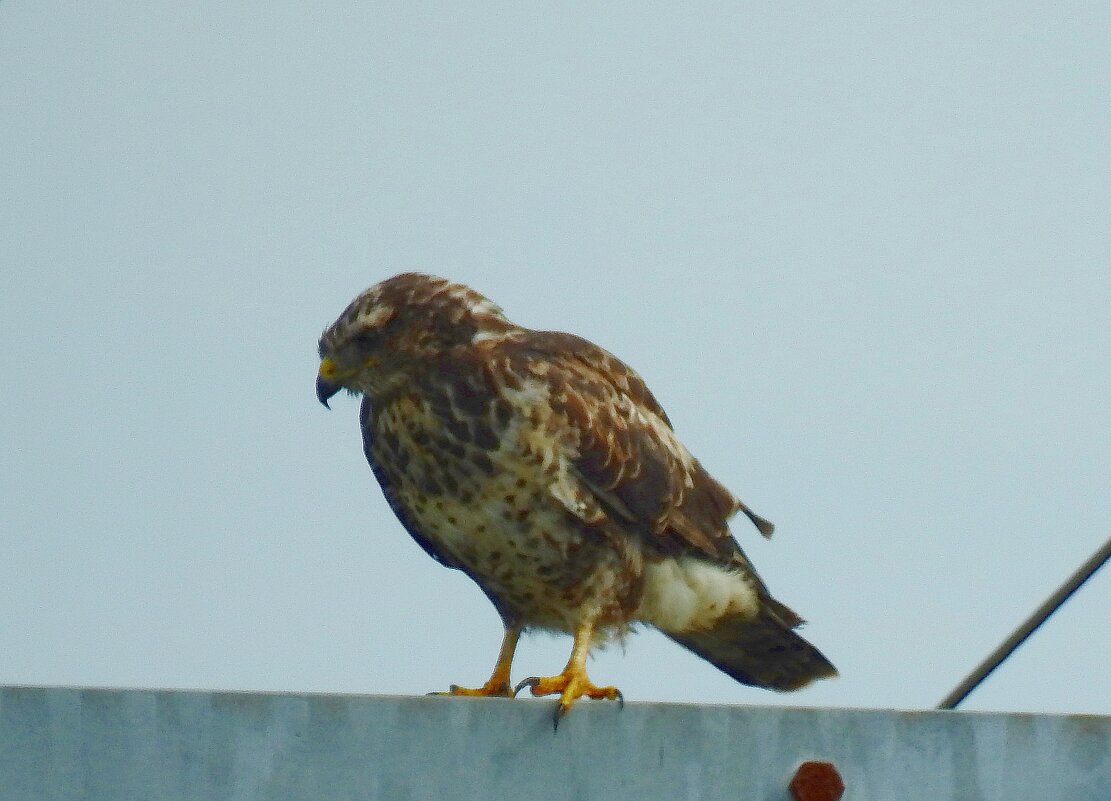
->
left=513, top=677, right=539, bottom=697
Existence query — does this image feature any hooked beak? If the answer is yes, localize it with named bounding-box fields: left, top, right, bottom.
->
left=316, top=358, right=341, bottom=408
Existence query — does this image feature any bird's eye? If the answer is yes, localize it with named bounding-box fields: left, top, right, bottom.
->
left=350, top=330, right=379, bottom=350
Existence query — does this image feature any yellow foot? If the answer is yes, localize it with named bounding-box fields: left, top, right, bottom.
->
left=514, top=672, right=623, bottom=729
left=430, top=678, right=514, bottom=698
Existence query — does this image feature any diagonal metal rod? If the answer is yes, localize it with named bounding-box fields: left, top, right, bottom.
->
left=938, top=533, right=1111, bottom=710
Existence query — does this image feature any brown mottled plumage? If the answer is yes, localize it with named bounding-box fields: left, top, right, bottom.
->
left=317, top=273, right=835, bottom=719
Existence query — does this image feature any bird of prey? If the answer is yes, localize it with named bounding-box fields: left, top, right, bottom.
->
left=317, top=273, right=835, bottom=720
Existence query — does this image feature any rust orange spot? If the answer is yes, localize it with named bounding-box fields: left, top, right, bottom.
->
left=789, top=761, right=844, bottom=801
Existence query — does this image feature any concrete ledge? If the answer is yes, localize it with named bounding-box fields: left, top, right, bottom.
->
left=2, top=686, right=1109, bottom=800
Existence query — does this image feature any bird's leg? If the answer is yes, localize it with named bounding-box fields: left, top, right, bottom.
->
left=435, top=625, right=521, bottom=697
left=514, top=619, right=622, bottom=724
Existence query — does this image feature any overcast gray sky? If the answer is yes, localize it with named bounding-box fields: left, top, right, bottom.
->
left=2, top=3, right=1109, bottom=716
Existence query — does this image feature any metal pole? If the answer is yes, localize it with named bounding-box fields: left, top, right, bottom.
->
left=938, top=534, right=1111, bottom=710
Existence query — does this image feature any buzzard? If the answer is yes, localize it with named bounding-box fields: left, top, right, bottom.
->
left=317, top=273, right=835, bottom=720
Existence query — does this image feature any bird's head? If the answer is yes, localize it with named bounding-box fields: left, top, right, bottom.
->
left=316, top=272, right=512, bottom=407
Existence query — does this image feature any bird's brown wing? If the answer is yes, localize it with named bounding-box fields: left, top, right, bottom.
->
left=496, top=330, right=772, bottom=565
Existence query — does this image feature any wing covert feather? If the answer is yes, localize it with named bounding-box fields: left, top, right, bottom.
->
left=496, top=331, right=770, bottom=563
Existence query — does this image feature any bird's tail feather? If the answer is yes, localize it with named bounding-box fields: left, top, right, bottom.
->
left=663, top=604, right=837, bottom=691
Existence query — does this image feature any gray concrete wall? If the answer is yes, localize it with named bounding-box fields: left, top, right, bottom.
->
left=1, top=686, right=1108, bottom=800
